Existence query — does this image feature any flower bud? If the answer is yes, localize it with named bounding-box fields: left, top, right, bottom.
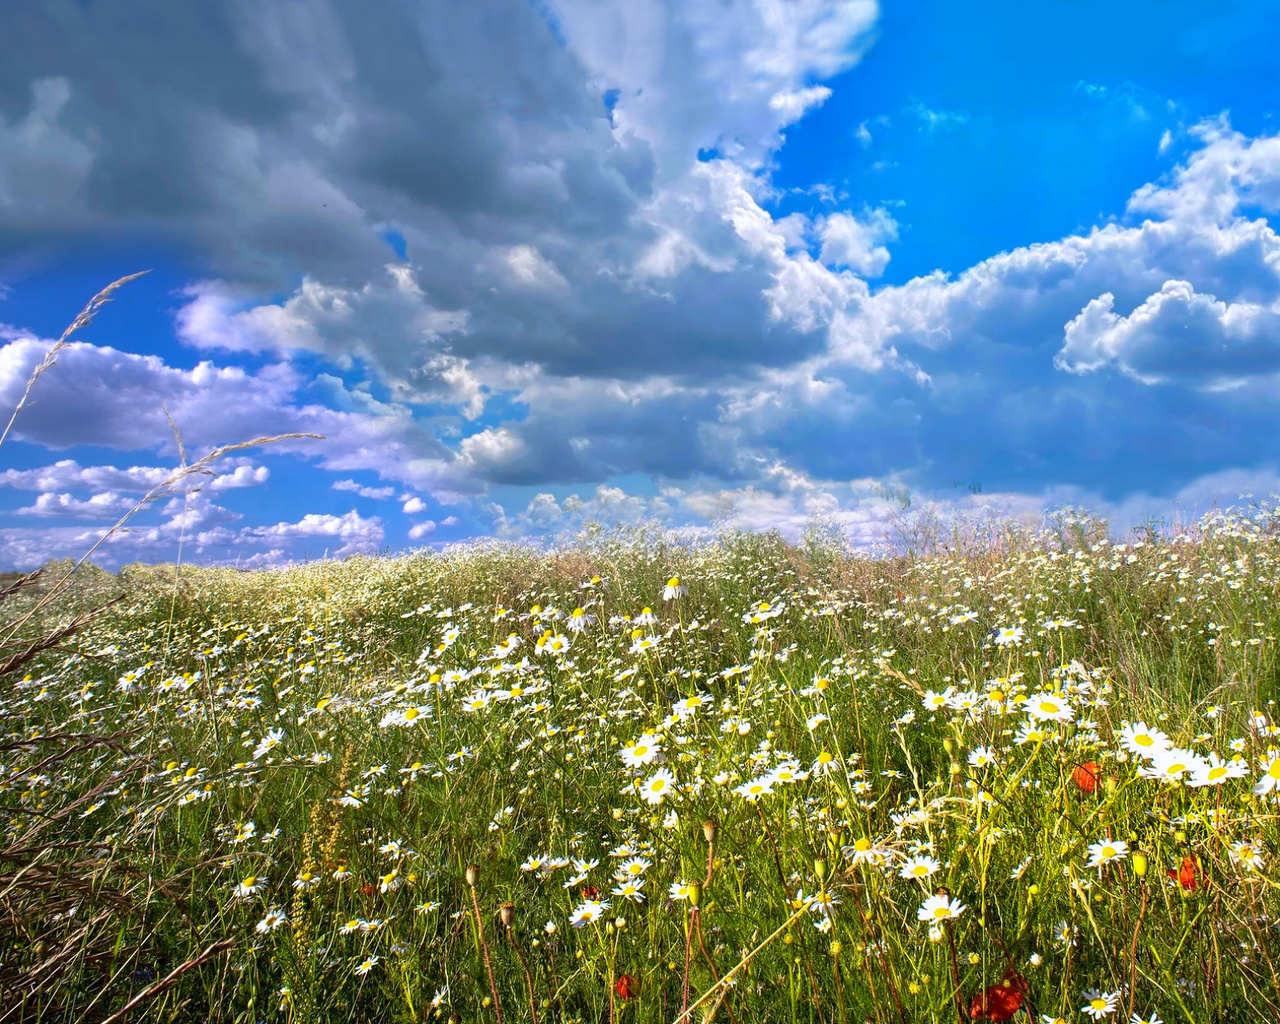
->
left=814, top=858, right=829, bottom=882
left=703, top=820, right=719, bottom=845
left=943, top=738, right=955, bottom=756
left=688, top=882, right=703, bottom=907
left=499, top=902, right=515, bottom=928
left=465, top=863, right=480, bottom=887
left=1132, top=851, right=1149, bottom=878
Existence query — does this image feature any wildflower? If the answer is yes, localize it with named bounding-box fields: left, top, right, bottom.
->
left=1071, top=762, right=1100, bottom=794
left=742, top=600, right=784, bottom=624
left=968, top=970, right=1027, bottom=1022
left=672, top=694, right=707, bottom=719
left=922, top=688, right=955, bottom=711
left=1080, top=988, right=1119, bottom=1019
left=734, top=777, right=774, bottom=801
left=620, top=734, right=662, bottom=768
left=634, top=607, right=658, bottom=626
left=968, top=746, right=997, bottom=769
left=1130, top=1014, right=1163, bottom=1024
left=616, top=857, right=650, bottom=878
left=1086, top=838, right=1128, bottom=869
left=1141, top=748, right=1206, bottom=785
left=917, top=893, right=966, bottom=922
left=292, top=871, right=320, bottom=890
left=1229, top=839, right=1265, bottom=871
left=616, top=973, right=638, bottom=999
left=354, top=956, right=379, bottom=977
left=1023, top=692, right=1074, bottom=724
left=253, top=728, right=285, bottom=760
left=570, top=899, right=610, bottom=927
left=1252, top=753, right=1280, bottom=796
left=235, top=875, right=266, bottom=900
left=1167, top=856, right=1198, bottom=891
left=379, top=869, right=401, bottom=893
left=566, top=607, right=596, bottom=632
left=639, top=768, right=676, bottom=805
left=899, top=855, right=942, bottom=880
left=611, top=879, right=645, bottom=903
left=992, top=625, right=1024, bottom=646
left=668, top=880, right=693, bottom=901
left=767, top=760, right=808, bottom=785
left=1118, top=722, right=1171, bottom=759
left=1189, top=753, right=1247, bottom=787
left=1054, top=921, right=1078, bottom=947
left=255, top=908, right=287, bottom=933
left=663, top=577, right=686, bottom=601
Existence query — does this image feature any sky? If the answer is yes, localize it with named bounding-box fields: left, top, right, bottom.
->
left=3, top=0, right=1280, bottom=569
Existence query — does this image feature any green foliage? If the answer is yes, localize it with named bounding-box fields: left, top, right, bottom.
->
left=5, top=507, right=1280, bottom=1022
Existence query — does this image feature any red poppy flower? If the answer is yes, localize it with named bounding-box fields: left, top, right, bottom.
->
left=359, top=882, right=375, bottom=898
left=615, top=974, right=638, bottom=1000
left=1167, top=856, right=1198, bottom=891
left=582, top=884, right=600, bottom=899
left=1071, top=762, right=1100, bottom=794
left=968, top=971, right=1026, bottom=1022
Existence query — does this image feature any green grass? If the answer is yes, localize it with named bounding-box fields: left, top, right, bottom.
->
left=4, top=511, right=1280, bottom=1023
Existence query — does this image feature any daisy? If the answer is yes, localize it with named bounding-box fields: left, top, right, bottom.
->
left=668, top=880, right=693, bottom=901
left=992, top=625, right=1024, bottom=646
left=1118, top=722, right=1171, bottom=759
left=615, top=857, right=650, bottom=878
left=235, top=875, right=266, bottom=900
left=566, top=607, right=596, bottom=633
left=255, top=908, right=287, bottom=933
left=1086, top=838, right=1129, bottom=869
left=917, top=893, right=966, bottom=923
left=569, top=899, right=610, bottom=927
left=610, top=879, right=646, bottom=903
left=1229, top=839, right=1266, bottom=871
left=620, top=734, right=662, bottom=768
left=1189, top=753, right=1248, bottom=787
left=253, top=728, right=285, bottom=760
left=734, top=777, right=774, bottom=802
left=922, top=688, right=955, bottom=711
left=1141, top=747, right=1206, bottom=785
left=1023, top=692, right=1075, bottom=724
left=899, top=855, right=942, bottom=880
left=672, top=694, right=707, bottom=719
left=767, top=760, right=807, bottom=785
left=967, top=746, right=997, bottom=768
left=639, top=768, right=676, bottom=805
left=1080, top=988, right=1119, bottom=1019
left=1252, top=753, right=1280, bottom=796
left=354, top=956, right=379, bottom=977
left=663, top=577, right=686, bottom=601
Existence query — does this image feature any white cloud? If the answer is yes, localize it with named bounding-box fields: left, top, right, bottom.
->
left=817, top=208, right=898, bottom=277
left=1057, top=279, right=1280, bottom=386
left=401, top=495, right=426, bottom=515
left=332, top=478, right=396, bottom=500
left=407, top=520, right=436, bottom=540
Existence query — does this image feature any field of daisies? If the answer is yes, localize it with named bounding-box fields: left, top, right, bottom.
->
left=4, top=509, right=1280, bottom=1024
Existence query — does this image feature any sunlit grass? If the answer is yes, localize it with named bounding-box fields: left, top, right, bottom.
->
left=4, top=509, right=1280, bottom=1023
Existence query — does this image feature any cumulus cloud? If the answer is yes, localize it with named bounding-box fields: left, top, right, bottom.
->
left=332, top=478, right=395, bottom=500
left=1057, top=280, right=1280, bottom=386
left=6, top=3, right=1280, bottom=567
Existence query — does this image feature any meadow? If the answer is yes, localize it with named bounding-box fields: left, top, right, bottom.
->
left=3, top=504, right=1280, bottom=1024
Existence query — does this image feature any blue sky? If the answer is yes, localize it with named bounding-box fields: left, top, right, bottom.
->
left=3, top=0, right=1280, bottom=569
